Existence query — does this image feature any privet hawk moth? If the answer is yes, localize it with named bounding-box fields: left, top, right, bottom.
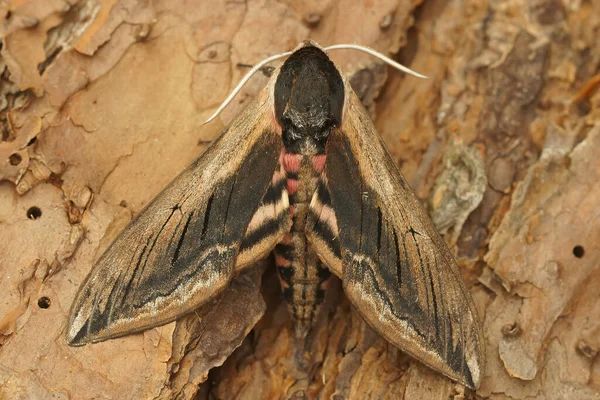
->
left=67, top=41, right=485, bottom=389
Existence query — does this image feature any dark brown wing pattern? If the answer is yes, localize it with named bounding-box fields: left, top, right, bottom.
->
left=307, top=89, right=485, bottom=389
left=67, top=90, right=290, bottom=346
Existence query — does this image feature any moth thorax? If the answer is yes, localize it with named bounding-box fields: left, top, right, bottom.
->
left=286, top=136, right=325, bottom=156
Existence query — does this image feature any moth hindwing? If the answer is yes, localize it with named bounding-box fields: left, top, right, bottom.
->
left=67, top=41, right=485, bottom=390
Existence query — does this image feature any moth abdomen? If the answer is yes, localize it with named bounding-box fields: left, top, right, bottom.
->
left=272, top=146, right=334, bottom=339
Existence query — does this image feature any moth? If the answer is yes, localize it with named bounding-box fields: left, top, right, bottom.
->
left=67, top=41, right=485, bottom=389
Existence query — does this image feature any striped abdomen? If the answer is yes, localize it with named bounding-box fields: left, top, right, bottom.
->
left=274, top=151, right=331, bottom=339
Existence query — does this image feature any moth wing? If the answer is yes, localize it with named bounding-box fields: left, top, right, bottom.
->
left=67, top=89, right=290, bottom=346
left=307, top=90, right=485, bottom=389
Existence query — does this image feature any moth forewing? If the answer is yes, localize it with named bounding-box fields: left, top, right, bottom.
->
left=66, top=84, right=290, bottom=346
left=306, top=82, right=485, bottom=389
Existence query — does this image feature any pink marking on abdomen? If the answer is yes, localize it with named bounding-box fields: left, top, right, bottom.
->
left=312, top=154, right=326, bottom=173
left=287, top=179, right=299, bottom=194
left=283, top=153, right=302, bottom=173
left=275, top=254, right=291, bottom=267
left=280, top=233, right=292, bottom=244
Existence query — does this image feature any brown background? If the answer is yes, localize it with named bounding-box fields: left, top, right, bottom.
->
left=0, top=0, right=599, bottom=399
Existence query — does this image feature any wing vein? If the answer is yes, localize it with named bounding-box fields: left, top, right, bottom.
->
left=200, top=193, right=214, bottom=242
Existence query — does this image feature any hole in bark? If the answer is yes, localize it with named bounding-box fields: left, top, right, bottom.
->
left=27, top=206, right=42, bottom=219
left=38, top=296, right=51, bottom=309
left=9, top=153, right=22, bottom=165
left=573, top=245, right=584, bottom=258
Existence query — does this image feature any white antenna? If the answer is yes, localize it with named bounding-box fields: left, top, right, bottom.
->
left=203, top=50, right=292, bottom=125
left=324, top=43, right=428, bottom=79
left=204, top=44, right=427, bottom=124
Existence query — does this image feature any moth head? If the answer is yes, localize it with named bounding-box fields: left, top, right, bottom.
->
left=273, top=44, right=344, bottom=152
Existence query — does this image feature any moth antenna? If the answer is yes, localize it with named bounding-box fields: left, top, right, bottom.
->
left=203, top=50, right=293, bottom=125
left=324, top=44, right=428, bottom=79
left=204, top=44, right=427, bottom=125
